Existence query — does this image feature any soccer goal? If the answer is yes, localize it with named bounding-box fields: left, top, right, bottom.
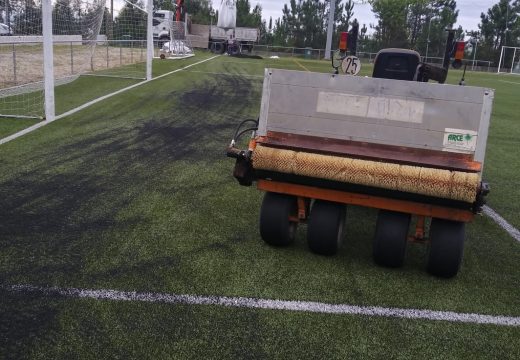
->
left=497, top=46, right=520, bottom=75
left=0, top=0, right=153, bottom=120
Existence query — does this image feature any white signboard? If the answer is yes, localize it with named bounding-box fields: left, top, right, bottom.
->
left=443, top=128, right=478, bottom=153
left=341, top=56, right=361, bottom=75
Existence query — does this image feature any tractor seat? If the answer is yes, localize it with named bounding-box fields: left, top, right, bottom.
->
left=372, top=48, right=421, bottom=81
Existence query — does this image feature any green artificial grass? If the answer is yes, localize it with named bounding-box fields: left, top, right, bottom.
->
left=0, top=50, right=216, bottom=139
left=0, top=55, right=519, bottom=359
left=1, top=291, right=518, bottom=359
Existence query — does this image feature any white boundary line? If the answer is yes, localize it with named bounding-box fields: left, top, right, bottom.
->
left=498, top=79, right=520, bottom=85
left=0, top=55, right=220, bottom=146
left=483, top=205, right=520, bottom=242
left=185, top=70, right=263, bottom=78
left=3, top=284, right=519, bottom=327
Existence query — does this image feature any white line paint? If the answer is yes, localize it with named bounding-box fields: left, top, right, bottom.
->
left=483, top=205, right=520, bottom=242
left=0, top=55, right=220, bottom=146
left=3, top=284, right=519, bottom=327
left=498, top=80, right=520, bottom=85
left=186, top=70, right=263, bottom=78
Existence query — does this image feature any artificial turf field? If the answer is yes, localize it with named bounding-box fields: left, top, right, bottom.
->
left=1, top=52, right=519, bottom=358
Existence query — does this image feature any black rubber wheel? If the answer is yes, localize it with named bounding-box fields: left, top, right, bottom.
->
left=259, top=192, right=298, bottom=246
left=427, top=218, right=465, bottom=278
left=373, top=210, right=411, bottom=268
left=307, top=200, right=346, bottom=256
left=210, top=42, right=225, bottom=54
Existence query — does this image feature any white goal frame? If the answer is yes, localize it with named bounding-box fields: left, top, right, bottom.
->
left=497, top=46, right=520, bottom=75
left=2, top=0, right=153, bottom=121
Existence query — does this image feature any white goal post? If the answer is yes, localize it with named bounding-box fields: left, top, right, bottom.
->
left=497, top=46, right=520, bottom=75
left=0, top=0, right=154, bottom=121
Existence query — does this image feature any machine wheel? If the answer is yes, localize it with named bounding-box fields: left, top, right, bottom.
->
left=259, top=192, right=298, bottom=246
left=307, top=200, right=346, bottom=256
left=373, top=210, right=411, bottom=268
left=211, top=42, right=225, bottom=54
left=427, top=218, right=465, bottom=278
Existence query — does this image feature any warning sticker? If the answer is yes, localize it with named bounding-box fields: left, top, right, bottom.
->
left=443, top=128, right=478, bottom=153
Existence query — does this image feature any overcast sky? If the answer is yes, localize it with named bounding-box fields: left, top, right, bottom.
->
left=210, top=0, right=497, bottom=33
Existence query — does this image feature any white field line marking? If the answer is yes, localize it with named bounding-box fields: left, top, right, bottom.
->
left=0, top=55, right=220, bottom=146
left=483, top=205, right=520, bottom=242
left=498, top=80, right=520, bottom=85
left=4, top=284, right=519, bottom=327
left=186, top=70, right=263, bottom=78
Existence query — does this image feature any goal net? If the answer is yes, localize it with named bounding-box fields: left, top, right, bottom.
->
left=158, top=21, right=194, bottom=59
left=498, top=46, right=520, bottom=75
left=0, top=0, right=152, bottom=120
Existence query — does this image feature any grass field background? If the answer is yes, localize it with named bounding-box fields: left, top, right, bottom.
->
left=1, top=54, right=519, bottom=358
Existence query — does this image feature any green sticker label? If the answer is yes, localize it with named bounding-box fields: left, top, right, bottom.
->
left=443, top=128, right=478, bottom=152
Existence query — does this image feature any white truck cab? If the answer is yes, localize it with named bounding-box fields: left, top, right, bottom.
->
left=0, top=23, right=11, bottom=36
left=152, top=10, right=174, bottom=41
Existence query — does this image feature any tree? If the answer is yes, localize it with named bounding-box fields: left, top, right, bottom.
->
left=341, top=0, right=354, bottom=31
left=479, top=0, right=520, bottom=63
left=235, top=0, right=262, bottom=27
left=274, top=0, right=330, bottom=48
left=113, top=0, right=146, bottom=40
left=369, top=0, right=460, bottom=55
left=370, top=0, right=410, bottom=48
left=184, top=0, right=213, bottom=24
left=272, top=16, right=290, bottom=46
left=415, top=1, right=460, bottom=58
left=12, top=0, right=42, bottom=35
left=329, top=0, right=347, bottom=48
left=53, top=0, right=76, bottom=35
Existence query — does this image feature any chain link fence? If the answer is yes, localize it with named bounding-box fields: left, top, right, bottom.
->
left=250, top=44, right=495, bottom=72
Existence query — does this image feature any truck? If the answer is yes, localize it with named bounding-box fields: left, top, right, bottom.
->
left=226, top=32, right=494, bottom=278
left=0, top=23, right=11, bottom=36
left=152, top=10, right=258, bottom=52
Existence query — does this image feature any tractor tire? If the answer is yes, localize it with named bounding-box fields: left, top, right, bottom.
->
left=373, top=210, right=411, bottom=268
left=211, top=42, right=225, bottom=54
left=259, top=192, right=298, bottom=247
left=307, top=200, right=346, bottom=256
left=427, top=218, right=465, bottom=278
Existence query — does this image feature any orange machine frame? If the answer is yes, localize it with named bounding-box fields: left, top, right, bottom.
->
left=249, top=132, right=477, bottom=242
left=257, top=180, right=474, bottom=224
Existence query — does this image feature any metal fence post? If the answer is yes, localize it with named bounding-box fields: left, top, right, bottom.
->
left=106, top=41, right=109, bottom=68
left=70, top=41, right=74, bottom=74
left=12, top=43, right=16, bottom=84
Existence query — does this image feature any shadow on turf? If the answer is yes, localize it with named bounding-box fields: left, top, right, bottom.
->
left=0, top=289, right=62, bottom=359
left=0, top=74, right=261, bottom=285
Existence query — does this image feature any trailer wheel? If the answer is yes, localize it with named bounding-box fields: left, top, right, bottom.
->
left=259, top=192, right=298, bottom=246
left=307, top=200, right=346, bottom=256
left=427, top=219, right=465, bottom=278
left=211, top=42, right=225, bottom=54
left=373, top=210, right=411, bottom=268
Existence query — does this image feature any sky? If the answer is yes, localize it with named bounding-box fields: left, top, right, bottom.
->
left=210, top=0, right=497, bottom=33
